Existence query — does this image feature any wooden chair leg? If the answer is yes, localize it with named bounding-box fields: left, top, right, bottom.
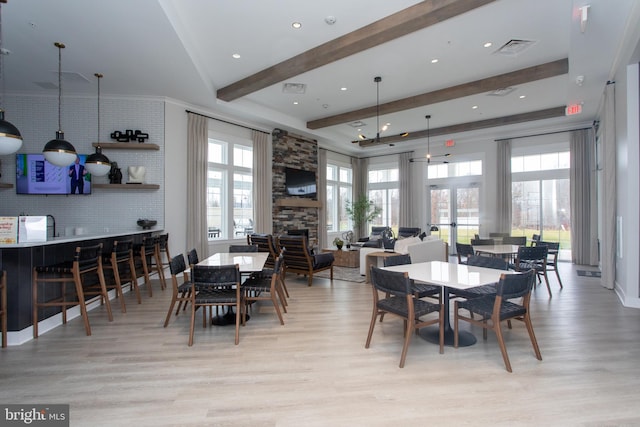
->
left=524, top=314, right=543, bottom=361
left=494, top=321, right=512, bottom=373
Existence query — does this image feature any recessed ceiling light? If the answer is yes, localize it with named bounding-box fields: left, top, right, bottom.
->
left=293, top=101, right=299, bottom=105
left=431, top=59, right=439, bottom=64
left=472, top=105, right=478, bottom=109
left=232, top=53, right=241, bottom=59
left=483, top=42, right=493, bottom=48
left=340, top=87, right=347, bottom=91
left=292, top=22, right=302, bottom=29
left=519, top=95, right=526, bottom=99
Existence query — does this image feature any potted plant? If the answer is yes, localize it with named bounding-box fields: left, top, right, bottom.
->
left=333, top=237, right=344, bottom=250
left=345, top=195, right=382, bottom=239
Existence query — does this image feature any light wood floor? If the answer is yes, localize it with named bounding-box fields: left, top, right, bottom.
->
left=2, top=262, right=640, bottom=427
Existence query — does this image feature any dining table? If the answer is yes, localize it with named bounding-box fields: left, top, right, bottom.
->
left=473, top=244, right=521, bottom=257
left=195, top=252, right=268, bottom=326
left=382, top=261, right=514, bottom=347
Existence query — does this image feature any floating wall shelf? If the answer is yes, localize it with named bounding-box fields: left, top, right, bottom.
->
left=0, top=183, right=13, bottom=189
left=93, top=184, right=160, bottom=190
left=275, top=198, right=322, bottom=208
left=92, top=142, right=159, bottom=150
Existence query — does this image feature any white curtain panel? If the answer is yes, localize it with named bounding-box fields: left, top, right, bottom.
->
left=495, top=139, right=512, bottom=233
left=601, top=82, right=617, bottom=289
left=252, top=130, right=272, bottom=233
left=186, top=112, right=209, bottom=258
left=351, top=157, right=369, bottom=239
left=570, top=128, right=598, bottom=266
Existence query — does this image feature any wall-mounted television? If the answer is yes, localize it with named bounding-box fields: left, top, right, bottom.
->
left=16, top=153, right=92, bottom=195
left=285, top=167, right=316, bottom=198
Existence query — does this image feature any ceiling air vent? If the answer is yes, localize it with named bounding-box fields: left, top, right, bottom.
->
left=282, top=82, right=306, bottom=94
left=494, top=39, right=536, bottom=56
left=349, top=121, right=366, bottom=128
left=487, top=87, right=516, bottom=97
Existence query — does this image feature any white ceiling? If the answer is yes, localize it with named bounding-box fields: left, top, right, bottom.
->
left=3, top=0, right=639, bottom=156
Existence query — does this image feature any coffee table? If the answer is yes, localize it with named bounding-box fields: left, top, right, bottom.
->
left=322, top=247, right=360, bottom=268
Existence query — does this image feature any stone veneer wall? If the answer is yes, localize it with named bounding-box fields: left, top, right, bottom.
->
left=271, top=129, right=319, bottom=242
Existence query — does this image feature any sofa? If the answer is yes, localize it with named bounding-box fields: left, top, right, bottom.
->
left=359, top=235, right=448, bottom=275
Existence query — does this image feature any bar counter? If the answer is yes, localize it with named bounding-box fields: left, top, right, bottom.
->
left=0, top=229, right=156, bottom=345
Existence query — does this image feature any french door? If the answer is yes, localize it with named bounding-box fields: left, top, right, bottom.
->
left=428, top=184, right=480, bottom=251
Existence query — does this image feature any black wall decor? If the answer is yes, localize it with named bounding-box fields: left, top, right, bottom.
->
left=110, top=129, right=149, bottom=143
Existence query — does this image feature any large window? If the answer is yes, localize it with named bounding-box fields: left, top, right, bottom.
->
left=326, top=163, right=352, bottom=232
left=207, top=138, right=253, bottom=240
left=511, top=150, right=570, bottom=256
left=368, top=166, right=398, bottom=232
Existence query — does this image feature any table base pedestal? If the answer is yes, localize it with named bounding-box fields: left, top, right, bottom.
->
left=419, top=326, right=477, bottom=347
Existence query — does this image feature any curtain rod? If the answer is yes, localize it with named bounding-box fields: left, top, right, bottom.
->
left=185, top=110, right=270, bottom=135
left=494, top=126, right=593, bottom=142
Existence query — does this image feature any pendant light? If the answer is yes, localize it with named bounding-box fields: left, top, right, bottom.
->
left=0, top=0, right=22, bottom=155
left=43, top=42, right=77, bottom=167
left=409, top=115, right=450, bottom=163
left=85, top=73, right=110, bottom=176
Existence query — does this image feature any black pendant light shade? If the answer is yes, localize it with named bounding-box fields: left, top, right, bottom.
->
left=0, top=110, right=22, bottom=155
left=85, top=145, right=110, bottom=176
left=0, top=2, right=23, bottom=155
left=43, top=131, right=76, bottom=167
left=85, top=73, right=110, bottom=176
left=43, top=42, right=77, bottom=167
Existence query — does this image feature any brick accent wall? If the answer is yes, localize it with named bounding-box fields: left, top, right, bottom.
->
left=272, top=129, right=319, bottom=242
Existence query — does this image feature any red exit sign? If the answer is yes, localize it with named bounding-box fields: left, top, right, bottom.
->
left=566, top=104, right=582, bottom=115
left=445, top=139, right=455, bottom=147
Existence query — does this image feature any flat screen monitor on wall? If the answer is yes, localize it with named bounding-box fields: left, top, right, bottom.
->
left=16, top=153, right=92, bottom=195
left=285, top=167, right=317, bottom=198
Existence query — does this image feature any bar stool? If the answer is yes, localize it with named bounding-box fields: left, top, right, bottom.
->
left=1, top=271, right=7, bottom=348
left=32, top=244, right=113, bottom=338
left=134, top=236, right=165, bottom=297
left=156, top=233, right=171, bottom=275
left=103, top=239, right=141, bottom=309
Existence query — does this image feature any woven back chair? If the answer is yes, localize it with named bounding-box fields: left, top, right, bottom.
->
left=454, top=269, right=542, bottom=372
left=515, top=246, right=551, bottom=297
left=383, top=254, right=440, bottom=301
left=163, top=254, right=193, bottom=327
left=366, top=266, right=443, bottom=368
left=189, top=264, right=242, bottom=346
left=533, top=241, right=563, bottom=289
left=241, top=252, right=286, bottom=325
left=456, top=243, right=475, bottom=264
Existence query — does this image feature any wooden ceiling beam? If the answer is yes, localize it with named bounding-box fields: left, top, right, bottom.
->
left=356, top=106, right=567, bottom=147
left=310, top=58, right=568, bottom=130
left=216, top=0, right=497, bottom=102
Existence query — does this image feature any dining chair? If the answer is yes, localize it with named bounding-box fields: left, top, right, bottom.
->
left=383, top=254, right=440, bottom=302
left=533, top=241, right=563, bottom=289
left=455, top=242, right=475, bottom=264
left=502, top=236, right=527, bottom=246
left=163, top=254, right=192, bottom=327
left=247, top=233, right=278, bottom=270
left=365, top=266, right=443, bottom=368
left=228, top=244, right=258, bottom=252
left=470, top=238, right=495, bottom=248
left=187, top=248, right=199, bottom=267
left=241, top=251, right=286, bottom=325
left=453, top=269, right=542, bottom=372
left=514, top=245, right=551, bottom=297
left=188, top=264, right=242, bottom=346
left=451, top=255, right=509, bottom=300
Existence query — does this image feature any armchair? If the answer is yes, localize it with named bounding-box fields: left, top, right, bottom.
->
left=277, top=235, right=334, bottom=286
